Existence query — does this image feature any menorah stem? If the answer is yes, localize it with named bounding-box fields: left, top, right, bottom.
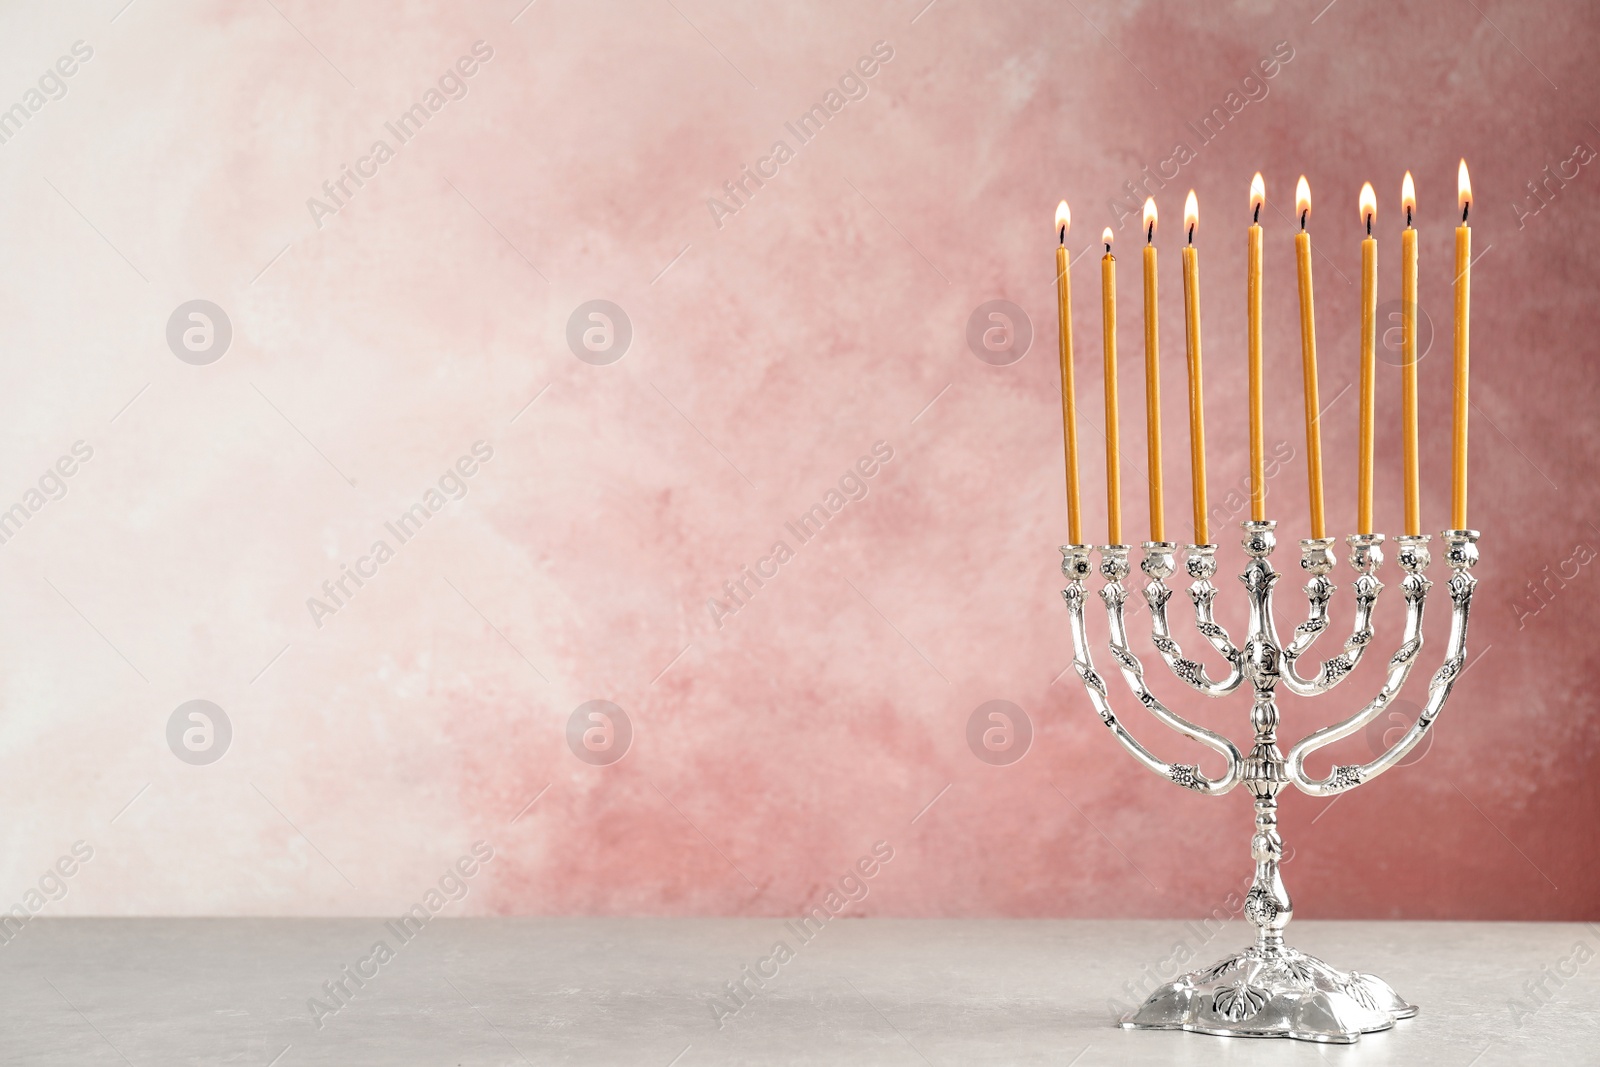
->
left=1233, top=521, right=1294, bottom=953
left=1241, top=716, right=1292, bottom=959
left=1251, top=792, right=1289, bottom=955
left=1241, top=612, right=1292, bottom=954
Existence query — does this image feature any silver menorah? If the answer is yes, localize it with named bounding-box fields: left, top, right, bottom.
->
left=1060, top=520, right=1480, bottom=1043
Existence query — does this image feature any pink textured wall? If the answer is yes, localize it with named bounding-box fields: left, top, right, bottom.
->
left=0, top=0, right=1594, bottom=920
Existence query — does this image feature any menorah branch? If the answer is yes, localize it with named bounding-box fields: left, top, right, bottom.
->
left=1278, top=534, right=1383, bottom=696
left=1284, top=532, right=1471, bottom=794
left=1061, top=545, right=1242, bottom=795
left=1292, top=530, right=1478, bottom=792
left=1141, top=542, right=1246, bottom=697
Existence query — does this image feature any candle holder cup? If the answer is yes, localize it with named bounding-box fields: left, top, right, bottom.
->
left=1060, top=520, right=1480, bottom=1043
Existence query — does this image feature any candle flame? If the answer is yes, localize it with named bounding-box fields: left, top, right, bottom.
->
left=1056, top=200, right=1071, bottom=241
left=1249, top=172, right=1265, bottom=220
left=1458, top=159, right=1471, bottom=221
left=1401, top=171, right=1416, bottom=225
left=1183, top=189, right=1198, bottom=241
left=1359, top=182, right=1377, bottom=230
left=1295, top=175, right=1310, bottom=227
left=1102, top=226, right=1114, bottom=251
left=1143, top=198, right=1157, bottom=241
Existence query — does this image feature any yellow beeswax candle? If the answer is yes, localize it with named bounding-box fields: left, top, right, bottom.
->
left=1358, top=182, right=1377, bottom=535
left=1102, top=227, right=1121, bottom=545
left=1248, top=173, right=1266, bottom=522
left=1182, top=190, right=1208, bottom=545
left=1453, top=161, right=1472, bottom=531
left=1142, top=198, right=1164, bottom=543
left=1056, top=201, right=1082, bottom=545
left=1400, top=171, right=1420, bottom=536
left=1294, top=176, right=1326, bottom=539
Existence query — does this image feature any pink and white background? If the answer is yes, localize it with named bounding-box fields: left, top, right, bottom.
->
left=0, top=0, right=1595, bottom=923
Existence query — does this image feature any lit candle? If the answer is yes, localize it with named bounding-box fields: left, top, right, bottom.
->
left=1400, top=171, right=1420, bottom=536
left=1358, top=182, right=1377, bottom=534
left=1294, top=176, right=1326, bottom=539
left=1102, top=227, right=1121, bottom=545
left=1056, top=201, right=1082, bottom=545
left=1182, top=190, right=1207, bottom=545
left=1453, top=160, right=1472, bottom=531
left=1248, top=173, right=1265, bottom=521
left=1142, top=198, right=1164, bottom=543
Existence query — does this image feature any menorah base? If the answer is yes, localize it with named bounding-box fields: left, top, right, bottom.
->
left=1118, top=943, right=1417, bottom=1043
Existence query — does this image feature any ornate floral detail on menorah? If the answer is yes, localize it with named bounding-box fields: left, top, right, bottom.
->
left=1060, top=522, right=1480, bottom=1043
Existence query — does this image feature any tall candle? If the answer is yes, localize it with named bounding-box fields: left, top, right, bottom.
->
left=1182, top=190, right=1208, bottom=545
left=1400, top=171, right=1420, bottom=536
left=1453, top=160, right=1472, bottom=531
left=1358, top=182, right=1377, bottom=535
left=1056, top=201, right=1082, bottom=545
left=1248, top=173, right=1265, bottom=522
left=1102, top=227, right=1121, bottom=545
left=1294, top=176, right=1326, bottom=539
left=1142, top=198, right=1164, bottom=543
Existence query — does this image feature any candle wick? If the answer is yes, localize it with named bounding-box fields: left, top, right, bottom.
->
left=1300, top=209, right=1307, bottom=230
left=1147, top=221, right=1153, bottom=243
left=1187, top=224, right=1194, bottom=244
left=1406, top=205, right=1412, bottom=227
left=1366, top=213, right=1372, bottom=237
left=1253, top=203, right=1260, bottom=224
left=1462, top=200, right=1470, bottom=223
left=1060, top=225, right=1066, bottom=245
left=1105, top=242, right=1111, bottom=254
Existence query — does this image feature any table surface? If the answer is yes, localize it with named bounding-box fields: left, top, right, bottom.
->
left=1, top=918, right=1593, bottom=1065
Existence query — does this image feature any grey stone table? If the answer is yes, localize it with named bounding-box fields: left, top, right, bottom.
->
left=0, top=918, right=1594, bottom=1065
